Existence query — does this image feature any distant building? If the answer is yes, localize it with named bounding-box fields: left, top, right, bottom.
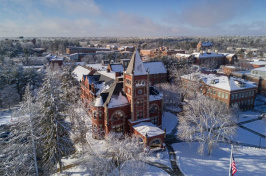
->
left=251, top=67, right=266, bottom=77
left=249, top=61, right=266, bottom=68
left=197, top=41, right=213, bottom=51
left=222, top=65, right=244, bottom=75
left=175, top=53, right=195, bottom=63
left=181, top=73, right=257, bottom=109
left=119, top=46, right=135, bottom=52
left=66, top=47, right=111, bottom=54
left=193, top=51, right=236, bottom=68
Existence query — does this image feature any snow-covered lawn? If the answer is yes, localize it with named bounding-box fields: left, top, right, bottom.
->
left=147, top=148, right=171, bottom=169
left=242, top=119, right=266, bottom=135
left=0, top=107, right=19, bottom=125
left=234, top=127, right=266, bottom=147
left=238, top=110, right=260, bottom=122
left=173, top=142, right=266, bottom=176
left=162, top=111, right=178, bottom=134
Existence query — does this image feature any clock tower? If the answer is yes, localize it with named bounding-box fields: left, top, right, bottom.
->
left=124, top=50, right=150, bottom=123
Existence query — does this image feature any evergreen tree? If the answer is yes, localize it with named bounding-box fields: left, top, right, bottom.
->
left=36, top=74, right=73, bottom=174
left=3, top=85, right=39, bottom=176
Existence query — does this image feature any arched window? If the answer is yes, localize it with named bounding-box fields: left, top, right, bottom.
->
left=149, top=105, right=158, bottom=114
left=137, top=99, right=144, bottom=106
left=112, top=111, right=124, bottom=121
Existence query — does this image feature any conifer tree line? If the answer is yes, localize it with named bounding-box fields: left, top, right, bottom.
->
left=1, top=65, right=83, bottom=175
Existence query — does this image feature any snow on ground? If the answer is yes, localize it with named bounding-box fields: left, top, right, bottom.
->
left=234, top=127, right=266, bottom=147
left=173, top=142, right=266, bottom=176
left=146, top=148, right=171, bottom=169
left=242, top=119, right=266, bottom=135
left=144, top=165, right=168, bottom=176
left=0, top=107, right=19, bottom=125
left=238, top=110, right=260, bottom=122
left=162, top=112, right=178, bottom=134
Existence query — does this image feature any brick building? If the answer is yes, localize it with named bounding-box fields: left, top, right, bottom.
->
left=80, top=50, right=165, bottom=148
left=66, top=47, right=111, bottom=54
left=181, top=73, right=257, bottom=109
left=196, top=41, right=213, bottom=52
left=193, top=51, right=236, bottom=68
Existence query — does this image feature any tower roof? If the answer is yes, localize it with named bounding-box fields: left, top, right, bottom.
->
left=125, top=50, right=147, bottom=76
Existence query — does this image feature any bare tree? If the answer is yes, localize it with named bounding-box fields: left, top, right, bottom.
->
left=155, top=83, right=181, bottom=112
left=178, top=95, right=238, bottom=155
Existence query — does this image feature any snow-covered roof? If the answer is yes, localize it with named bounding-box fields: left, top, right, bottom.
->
left=108, top=92, right=129, bottom=108
left=97, top=71, right=116, bottom=79
left=182, top=73, right=257, bottom=91
left=110, top=64, right=124, bottom=73
left=133, top=122, right=164, bottom=138
left=222, top=53, right=235, bottom=57
left=251, top=67, right=266, bottom=72
left=143, top=62, right=167, bottom=74
left=86, top=64, right=107, bottom=71
left=175, top=53, right=193, bottom=57
left=149, top=86, right=163, bottom=101
left=201, top=41, right=213, bottom=47
left=193, top=52, right=224, bottom=58
left=224, top=66, right=236, bottom=68
left=72, top=66, right=91, bottom=81
left=94, top=96, right=103, bottom=107
left=249, top=61, right=266, bottom=66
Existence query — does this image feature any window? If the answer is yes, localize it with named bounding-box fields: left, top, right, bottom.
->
left=151, top=116, right=159, bottom=125
left=99, top=111, right=102, bottom=119
left=127, top=87, right=130, bottom=94
left=248, top=99, right=250, bottom=104
left=112, top=111, right=124, bottom=121
left=112, top=125, right=123, bottom=133
left=93, top=111, right=97, bottom=119
left=218, top=92, right=221, bottom=97
left=213, top=90, right=216, bottom=95
left=231, top=94, right=234, bottom=100
left=251, top=91, right=254, bottom=96
left=221, top=92, right=225, bottom=98
left=235, top=94, right=238, bottom=99
left=249, top=91, right=251, bottom=97
left=150, top=105, right=158, bottom=114
left=245, top=92, right=248, bottom=97
left=242, top=93, right=244, bottom=98
left=137, top=111, right=143, bottom=119
left=251, top=99, right=253, bottom=104
left=137, top=99, right=144, bottom=106
left=225, top=93, right=228, bottom=99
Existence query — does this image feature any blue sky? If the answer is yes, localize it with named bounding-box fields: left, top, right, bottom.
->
left=0, top=0, right=265, bottom=37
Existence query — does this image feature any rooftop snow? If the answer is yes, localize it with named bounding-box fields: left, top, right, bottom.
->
left=72, top=66, right=91, bottom=81
left=108, top=92, right=129, bottom=108
left=97, top=71, right=116, bottom=79
left=86, top=64, right=107, bottom=71
left=110, top=64, right=124, bottom=73
left=94, top=96, right=103, bottom=107
left=249, top=61, right=266, bottom=65
left=133, top=122, right=164, bottom=137
left=251, top=67, right=266, bottom=72
left=126, top=50, right=147, bottom=76
left=182, top=73, right=257, bottom=91
left=143, top=62, right=167, bottom=74
left=193, top=52, right=224, bottom=58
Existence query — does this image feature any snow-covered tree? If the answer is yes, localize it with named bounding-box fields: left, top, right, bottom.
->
left=0, top=85, right=19, bottom=109
left=178, top=95, right=238, bottom=155
left=36, top=75, right=73, bottom=174
left=155, top=83, right=181, bottom=112
left=104, top=133, right=146, bottom=176
left=3, top=85, right=39, bottom=176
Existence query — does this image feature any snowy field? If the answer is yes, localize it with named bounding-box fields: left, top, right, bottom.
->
left=173, top=142, right=266, bottom=176
left=162, top=111, right=178, bottom=134
left=238, top=111, right=261, bottom=122
left=242, top=119, right=266, bottom=135
left=0, top=107, right=19, bottom=125
left=234, top=127, right=266, bottom=147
